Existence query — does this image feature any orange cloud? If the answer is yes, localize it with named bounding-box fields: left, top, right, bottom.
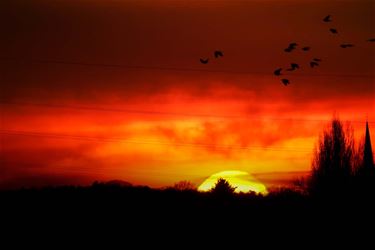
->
left=1, top=0, right=374, bottom=189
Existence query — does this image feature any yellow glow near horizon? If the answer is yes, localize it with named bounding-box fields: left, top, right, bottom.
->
left=198, top=170, right=268, bottom=194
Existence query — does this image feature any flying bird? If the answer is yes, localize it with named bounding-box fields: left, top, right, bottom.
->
left=329, top=28, right=338, bottom=34
left=302, top=47, right=310, bottom=51
left=367, top=38, right=375, bottom=42
left=200, top=58, right=209, bottom=64
left=313, top=58, right=322, bottom=62
left=281, top=79, right=290, bottom=86
left=284, top=43, right=297, bottom=52
left=284, top=47, right=293, bottom=52
left=323, top=15, right=332, bottom=22
left=340, top=44, right=354, bottom=48
left=274, top=68, right=282, bottom=76
left=214, top=50, right=224, bottom=58
left=287, top=63, right=299, bottom=71
left=310, top=61, right=319, bottom=68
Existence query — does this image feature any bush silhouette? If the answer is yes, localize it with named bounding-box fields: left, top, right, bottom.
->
left=210, top=178, right=236, bottom=196
left=172, top=181, right=196, bottom=191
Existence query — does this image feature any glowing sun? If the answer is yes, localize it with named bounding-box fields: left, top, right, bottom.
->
left=198, top=170, right=268, bottom=194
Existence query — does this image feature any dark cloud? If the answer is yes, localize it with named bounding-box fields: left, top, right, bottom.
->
left=0, top=174, right=93, bottom=190
left=1, top=0, right=373, bottom=103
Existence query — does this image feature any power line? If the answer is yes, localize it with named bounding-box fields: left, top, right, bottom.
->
left=1, top=58, right=374, bottom=78
left=1, top=101, right=373, bottom=124
left=0, top=160, right=311, bottom=179
left=0, top=101, right=237, bottom=119
left=0, top=129, right=312, bottom=152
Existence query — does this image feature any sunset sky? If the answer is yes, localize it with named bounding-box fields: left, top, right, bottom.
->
left=0, top=0, right=374, bottom=189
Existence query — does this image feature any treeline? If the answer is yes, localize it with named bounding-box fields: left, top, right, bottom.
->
left=306, top=118, right=375, bottom=197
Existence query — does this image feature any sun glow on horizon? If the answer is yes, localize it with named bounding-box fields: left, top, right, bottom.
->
left=198, top=170, right=268, bottom=194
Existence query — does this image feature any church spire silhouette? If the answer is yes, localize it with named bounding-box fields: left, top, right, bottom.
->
left=363, top=121, right=374, bottom=170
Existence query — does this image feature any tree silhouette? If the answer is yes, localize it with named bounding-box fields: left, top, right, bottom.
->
left=353, top=122, right=375, bottom=192
left=210, top=178, right=236, bottom=196
left=356, top=122, right=374, bottom=176
left=309, top=117, right=354, bottom=195
left=173, top=181, right=196, bottom=191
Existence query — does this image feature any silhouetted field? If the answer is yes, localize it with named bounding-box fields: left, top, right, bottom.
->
left=2, top=182, right=375, bottom=244
left=2, top=182, right=375, bottom=221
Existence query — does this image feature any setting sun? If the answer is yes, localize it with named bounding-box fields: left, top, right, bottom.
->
left=198, top=170, right=268, bottom=194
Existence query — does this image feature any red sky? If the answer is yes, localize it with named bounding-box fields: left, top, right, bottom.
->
left=0, top=0, right=374, bottom=189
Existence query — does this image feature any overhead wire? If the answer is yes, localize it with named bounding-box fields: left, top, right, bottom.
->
left=0, top=129, right=313, bottom=153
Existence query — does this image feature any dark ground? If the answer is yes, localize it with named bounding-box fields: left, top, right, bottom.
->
left=1, top=183, right=374, bottom=245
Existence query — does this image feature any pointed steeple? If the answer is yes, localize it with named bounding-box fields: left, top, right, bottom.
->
left=363, top=121, right=374, bottom=170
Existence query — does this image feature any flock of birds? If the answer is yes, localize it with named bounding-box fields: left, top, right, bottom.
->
left=274, top=14, right=374, bottom=86
left=199, top=14, right=375, bottom=87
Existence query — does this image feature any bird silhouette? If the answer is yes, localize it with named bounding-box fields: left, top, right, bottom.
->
left=329, top=28, right=338, bottom=34
left=284, top=43, right=297, bottom=52
left=313, top=58, right=322, bottom=62
left=310, top=61, right=319, bottom=68
left=284, top=47, right=293, bottom=52
left=200, top=58, right=209, bottom=64
left=302, top=47, right=310, bottom=51
left=274, top=68, right=282, bottom=76
left=287, top=63, right=299, bottom=71
left=214, top=50, right=224, bottom=58
left=367, top=38, right=375, bottom=42
left=281, top=79, right=290, bottom=86
left=340, top=44, right=354, bottom=48
left=323, top=15, right=332, bottom=22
